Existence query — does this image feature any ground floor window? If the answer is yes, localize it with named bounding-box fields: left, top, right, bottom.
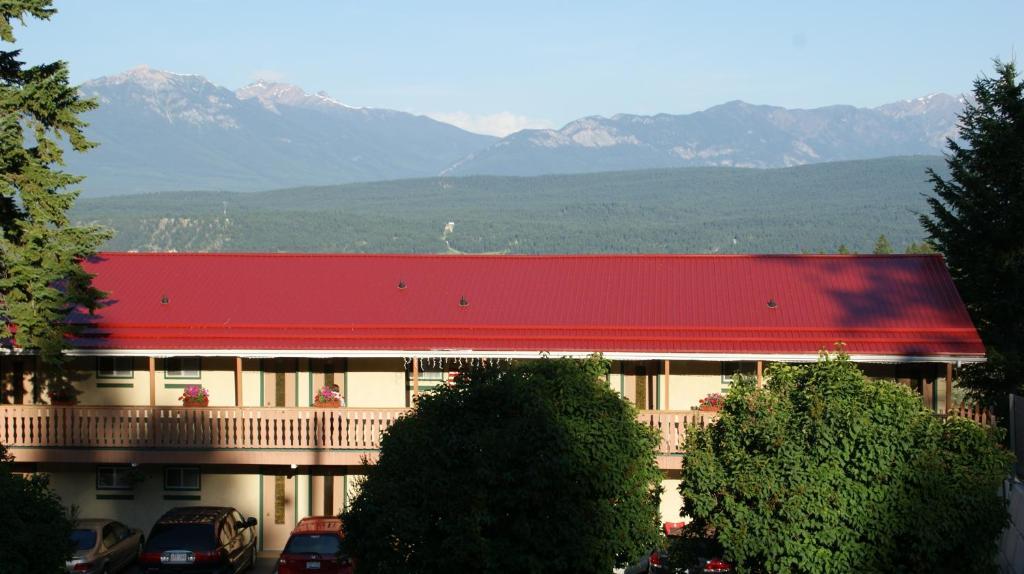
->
left=96, top=466, right=134, bottom=490
left=164, top=466, right=201, bottom=491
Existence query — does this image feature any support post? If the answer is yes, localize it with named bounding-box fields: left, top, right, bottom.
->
left=945, top=362, right=954, bottom=413
left=662, top=359, right=670, bottom=410
left=235, top=356, right=243, bottom=407
left=412, top=358, right=420, bottom=399
left=148, top=356, right=156, bottom=406
left=756, top=360, right=764, bottom=388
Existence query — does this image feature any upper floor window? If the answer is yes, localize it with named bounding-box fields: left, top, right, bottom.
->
left=165, top=357, right=201, bottom=379
left=721, top=361, right=757, bottom=387
left=96, top=357, right=134, bottom=379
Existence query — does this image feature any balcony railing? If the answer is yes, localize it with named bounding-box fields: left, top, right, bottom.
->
left=0, top=405, right=716, bottom=456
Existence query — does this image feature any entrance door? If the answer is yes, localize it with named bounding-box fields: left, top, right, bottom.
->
left=261, top=474, right=296, bottom=551
left=262, top=359, right=298, bottom=407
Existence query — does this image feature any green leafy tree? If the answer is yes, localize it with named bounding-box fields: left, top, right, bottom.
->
left=920, top=60, right=1024, bottom=402
left=0, top=444, right=75, bottom=572
left=872, top=234, right=893, bottom=254
left=678, top=353, right=1011, bottom=574
left=836, top=243, right=851, bottom=254
left=342, top=356, right=663, bottom=573
left=0, top=0, right=110, bottom=396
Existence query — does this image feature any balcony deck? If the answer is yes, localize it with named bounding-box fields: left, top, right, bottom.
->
left=0, top=405, right=718, bottom=469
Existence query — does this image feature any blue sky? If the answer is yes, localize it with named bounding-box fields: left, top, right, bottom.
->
left=14, top=0, right=1023, bottom=135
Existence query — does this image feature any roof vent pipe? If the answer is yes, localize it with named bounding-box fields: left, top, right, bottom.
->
left=767, top=298, right=778, bottom=309
left=398, top=280, right=406, bottom=290
left=459, top=295, right=469, bottom=308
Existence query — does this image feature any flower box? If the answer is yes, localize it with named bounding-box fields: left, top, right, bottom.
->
left=179, top=385, right=210, bottom=407
left=313, top=385, right=344, bottom=408
left=697, top=392, right=725, bottom=412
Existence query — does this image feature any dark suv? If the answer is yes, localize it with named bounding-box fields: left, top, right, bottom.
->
left=139, top=507, right=258, bottom=573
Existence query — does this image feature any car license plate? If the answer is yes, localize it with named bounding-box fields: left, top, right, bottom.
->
left=306, top=561, right=321, bottom=569
left=162, top=551, right=193, bottom=564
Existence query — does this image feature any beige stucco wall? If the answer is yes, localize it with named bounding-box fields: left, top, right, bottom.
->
left=68, top=356, right=150, bottom=406
left=668, top=361, right=725, bottom=411
left=659, top=477, right=685, bottom=524
left=44, top=466, right=259, bottom=539
left=155, top=357, right=236, bottom=407
left=346, top=358, right=406, bottom=408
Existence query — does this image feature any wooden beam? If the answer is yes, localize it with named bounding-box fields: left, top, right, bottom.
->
left=663, top=359, right=670, bottom=410
left=148, top=357, right=156, bottom=406
left=412, top=358, right=420, bottom=400
left=235, top=356, right=243, bottom=407
left=923, top=377, right=934, bottom=411
left=756, top=360, right=764, bottom=388
left=946, top=362, right=954, bottom=413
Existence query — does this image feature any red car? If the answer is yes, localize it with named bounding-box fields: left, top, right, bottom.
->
left=276, top=517, right=352, bottom=574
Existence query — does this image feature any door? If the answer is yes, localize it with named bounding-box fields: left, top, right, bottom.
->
left=262, top=358, right=298, bottom=407
left=261, top=474, right=296, bottom=551
left=626, top=364, right=651, bottom=409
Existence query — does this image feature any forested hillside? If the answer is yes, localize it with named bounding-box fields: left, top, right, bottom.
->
left=72, top=156, right=945, bottom=254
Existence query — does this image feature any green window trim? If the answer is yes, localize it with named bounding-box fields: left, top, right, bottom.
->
left=96, top=493, right=134, bottom=500
left=95, top=357, right=134, bottom=379
left=164, top=383, right=205, bottom=389
left=97, top=382, right=134, bottom=389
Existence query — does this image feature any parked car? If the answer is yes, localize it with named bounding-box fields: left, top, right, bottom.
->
left=276, top=516, right=352, bottom=574
left=624, top=522, right=733, bottom=574
left=67, top=519, right=144, bottom=573
left=139, top=506, right=258, bottom=573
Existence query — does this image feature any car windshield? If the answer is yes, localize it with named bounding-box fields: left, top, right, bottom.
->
left=283, top=534, right=342, bottom=555
left=70, top=529, right=97, bottom=551
left=145, top=524, right=215, bottom=551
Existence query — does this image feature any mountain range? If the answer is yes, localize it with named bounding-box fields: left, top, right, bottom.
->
left=66, top=66, right=966, bottom=196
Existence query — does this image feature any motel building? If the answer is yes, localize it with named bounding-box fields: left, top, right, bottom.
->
left=0, top=253, right=986, bottom=551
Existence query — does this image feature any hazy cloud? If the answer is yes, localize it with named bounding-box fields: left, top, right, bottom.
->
left=427, top=111, right=555, bottom=137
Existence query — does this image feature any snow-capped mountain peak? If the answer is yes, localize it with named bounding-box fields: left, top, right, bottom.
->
left=236, top=80, right=358, bottom=113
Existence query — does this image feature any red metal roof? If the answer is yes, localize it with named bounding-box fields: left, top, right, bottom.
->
left=72, top=253, right=984, bottom=360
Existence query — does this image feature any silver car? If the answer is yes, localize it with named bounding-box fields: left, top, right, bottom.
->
left=67, top=519, right=144, bottom=574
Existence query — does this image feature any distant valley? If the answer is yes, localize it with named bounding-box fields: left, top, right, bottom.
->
left=73, top=156, right=946, bottom=255
left=68, top=66, right=964, bottom=196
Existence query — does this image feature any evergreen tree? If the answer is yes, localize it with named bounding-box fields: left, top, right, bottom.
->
left=920, top=60, right=1024, bottom=400
left=0, top=1, right=110, bottom=396
left=837, top=244, right=851, bottom=254
left=904, top=241, right=936, bottom=254
left=872, top=234, right=893, bottom=254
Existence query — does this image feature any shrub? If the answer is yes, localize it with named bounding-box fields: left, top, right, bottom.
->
left=342, top=356, right=663, bottom=573
left=679, top=353, right=1012, bottom=574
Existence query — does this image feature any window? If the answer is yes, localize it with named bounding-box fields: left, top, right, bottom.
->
left=102, top=524, right=119, bottom=550
left=165, top=357, right=201, bottom=378
left=96, top=357, right=134, bottom=378
left=96, top=466, right=134, bottom=490
left=164, top=466, right=201, bottom=491
left=721, top=362, right=757, bottom=387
